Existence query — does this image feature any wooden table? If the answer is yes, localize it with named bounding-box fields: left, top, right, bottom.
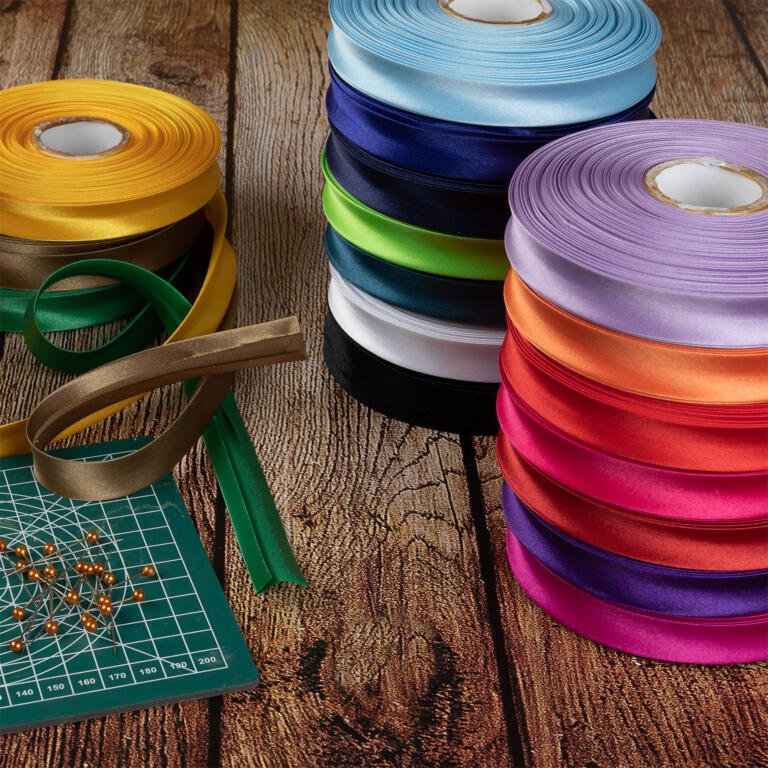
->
left=1, top=2, right=766, bottom=766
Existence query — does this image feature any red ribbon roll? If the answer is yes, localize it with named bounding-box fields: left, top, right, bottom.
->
left=497, top=438, right=768, bottom=572
left=500, top=326, right=768, bottom=472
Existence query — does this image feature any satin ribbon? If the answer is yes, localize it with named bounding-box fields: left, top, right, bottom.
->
left=325, top=128, right=509, bottom=238
left=506, top=531, right=768, bottom=664
left=325, top=226, right=505, bottom=325
left=506, top=119, right=768, bottom=348
left=324, top=311, right=498, bottom=435
left=327, top=0, right=660, bottom=126
left=0, top=80, right=306, bottom=592
left=498, top=443, right=768, bottom=572
left=328, top=267, right=504, bottom=384
left=504, top=270, right=768, bottom=405
left=322, top=152, right=508, bottom=281
left=503, top=486, right=768, bottom=618
left=326, top=64, right=654, bottom=184
left=501, top=328, right=768, bottom=472
left=496, top=388, right=768, bottom=523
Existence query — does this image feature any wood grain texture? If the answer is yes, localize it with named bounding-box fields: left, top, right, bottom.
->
left=219, top=2, right=512, bottom=766
left=1, top=0, right=767, bottom=766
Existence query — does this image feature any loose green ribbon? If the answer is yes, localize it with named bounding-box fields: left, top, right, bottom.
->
left=23, top=258, right=305, bottom=592
left=321, top=150, right=508, bottom=281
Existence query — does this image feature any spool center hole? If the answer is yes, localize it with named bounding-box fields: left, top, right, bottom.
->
left=35, top=118, right=128, bottom=158
left=649, top=159, right=766, bottom=212
left=439, top=0, right=552, bottom=24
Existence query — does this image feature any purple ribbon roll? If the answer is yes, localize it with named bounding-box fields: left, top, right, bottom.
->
left=506, top=119, right=768, bottom=348
left=502, top=484, right=768, bottom=618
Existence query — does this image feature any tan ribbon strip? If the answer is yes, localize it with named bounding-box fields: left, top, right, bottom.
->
left=0, top=211, right=205, bottom=291
left=27, top=316, right=305, bottom=500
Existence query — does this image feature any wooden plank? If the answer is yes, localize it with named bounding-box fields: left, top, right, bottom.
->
left=479, top=1, right=768, bottom=766
left=0, top=2, right=231, bottom=765
left=649, top=0, right=768, bottom=122
left=217, top=2, right=515, bottom=766
left=725, top=0, right=768, bottom=96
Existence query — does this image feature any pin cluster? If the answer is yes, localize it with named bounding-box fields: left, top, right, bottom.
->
left=0, top=531, right=157, bottom=656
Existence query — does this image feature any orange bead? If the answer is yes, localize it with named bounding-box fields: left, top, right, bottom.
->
left=15, top=559, right=27, bottom=571
left=94, top=562, right=105, bottom=576
left=98, top=604, right=113, bottom=616
left=85, top=531, right=99, bottom=545
left=42, top=565, right=57, bottom=580
left=141, top=565, right=157, bottom=578
left=27, top=568, right=41, bottom=582
left=44, top=620, right=59, bottom=635
left=65, top=590, right=79, bottom=604
left=75, top=561, right=87, bottom=574
left=9, top=638, right=24, bottom=653
left=14, top=545, right=28, bottom=559
left=101, top=572, right=116, bottom=586
left=42, top=542, right=56, bottom=555
left=11, top=607, right=25, bottom=621
left=0, top=539, right=7, bottom=551
left=132, top=589, right=146, bottom=602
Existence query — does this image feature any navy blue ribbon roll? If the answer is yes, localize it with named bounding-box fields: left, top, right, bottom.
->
left=327, top=65, right=654, bottom=183
left=503, top=484, right=768, bottom=618
left=325, top=226, right=505, bottom=324
left=325, top=128, right=509, bottom=238
left=324, top=310, right=498, bottom=434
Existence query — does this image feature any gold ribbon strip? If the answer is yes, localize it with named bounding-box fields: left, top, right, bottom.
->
left=28, top=317, right=305, bottom=501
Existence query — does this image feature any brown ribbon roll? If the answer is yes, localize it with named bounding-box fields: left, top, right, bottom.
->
left=27, top=315, right=305, bottom=500
left=0, top=211, right=205, bottom=291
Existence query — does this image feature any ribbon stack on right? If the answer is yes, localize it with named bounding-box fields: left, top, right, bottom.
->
left=498, top=119, right=768, bottom=665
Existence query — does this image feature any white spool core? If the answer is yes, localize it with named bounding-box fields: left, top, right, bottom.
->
left=644, top=157, right=768, bottom=215
left=34, top=117, right=129, bottom=158
left=439, top=0, right=552, bottom=24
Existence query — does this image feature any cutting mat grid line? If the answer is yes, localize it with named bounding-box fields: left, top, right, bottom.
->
left=0, top=441, right=257, bottom=732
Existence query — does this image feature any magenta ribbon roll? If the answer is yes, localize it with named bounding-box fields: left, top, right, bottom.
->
left=506, top=530, right=768, bottom=664
left=506, top=119, right=768, bottom=348
left=497, top=384, right=768, bottom=523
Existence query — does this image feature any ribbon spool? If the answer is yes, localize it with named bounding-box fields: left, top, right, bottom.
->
left=328, top=267, right=504, bottom=383
left=506, top=531, right=768, bottom=665
left=327, top=0, right=660, bottom=126
left=0, top=79, right=307, bottom=592
left=507, top=119, right=768, bottom=348
left=502, top=487, right=768, bottom=618
left=323, top=312, right=499, bottom=435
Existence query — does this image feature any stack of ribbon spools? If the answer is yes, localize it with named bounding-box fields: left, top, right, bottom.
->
left=321, top=0, right=660, bottom=433
left=499, top=119, right=768, bottom=664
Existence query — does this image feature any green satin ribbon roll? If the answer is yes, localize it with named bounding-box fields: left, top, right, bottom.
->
left=321, top=151, right=508, bottom=281
left=23, top=258, right=305, bottom=592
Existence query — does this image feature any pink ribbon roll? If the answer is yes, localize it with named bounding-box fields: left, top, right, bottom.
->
left=506, top=531, right=768, bottom=664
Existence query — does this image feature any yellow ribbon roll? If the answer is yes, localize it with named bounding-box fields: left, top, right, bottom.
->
left=0, top=80, right=236, bottom=456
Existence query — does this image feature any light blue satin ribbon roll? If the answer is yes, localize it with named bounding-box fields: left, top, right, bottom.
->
left=327, top=0, right=660, bottom=127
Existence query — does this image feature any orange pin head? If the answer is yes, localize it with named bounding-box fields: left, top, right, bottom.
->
left=94, top=562, right=105, bottom=576
left=0, top=539, right=7, bottom=552
left=14, top=545, right=28, bottom=559
left=15, top=559, right=27, bottom=571
left=42, top=542, right=56, bottom=555
left=132, top=589, right=146, bottom=603
left=85, top=531, right=99, bottom=545
left=44, top=620, right=59, bottom=635
left=27, top=568, right=41, bottom=582
left=11, top=607, right=25, bottom=621
left=101, top=572, right=116, bottom=586
left=9, top=638, right=24, bottom=653
left=141, top=565, right=157, bottom=578
left=65, top=590, right=79, bottom=604
left=42, top=565, right=57, bottom=580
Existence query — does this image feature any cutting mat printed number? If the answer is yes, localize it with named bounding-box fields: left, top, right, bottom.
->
left=138, top=666, right=158, bottom=676
left=15, top=688, right=35, bottom=698
left=198, top=655, right=218, bottom=665
left=77, top=678, right=97, bottom=687
left=46, top=684, right=65, bottom=693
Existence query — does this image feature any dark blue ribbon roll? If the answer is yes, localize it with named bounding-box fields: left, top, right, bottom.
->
left=502, top=484, right=768, bottom=618
left=327, top=65, right=654, bottom=183
left=324, top=226, right=505, bottom=325
left=325, top=128, right=509, bottom=238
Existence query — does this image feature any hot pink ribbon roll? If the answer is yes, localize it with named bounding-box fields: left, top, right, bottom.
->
left=497, top=383, right=768, bottom=523
left=506, top=531, right=768, bottom=664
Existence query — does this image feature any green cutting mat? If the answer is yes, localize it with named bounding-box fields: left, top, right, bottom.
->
left=0, top=438, right=258, bottom=734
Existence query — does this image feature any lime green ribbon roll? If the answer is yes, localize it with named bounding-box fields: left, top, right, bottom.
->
left=22, top=258, right=306, bottom=592
left=321, top=151, right=507, bottom=281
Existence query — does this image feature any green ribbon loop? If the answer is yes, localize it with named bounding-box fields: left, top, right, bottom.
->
left=23, top=257, right=305, bottom=592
